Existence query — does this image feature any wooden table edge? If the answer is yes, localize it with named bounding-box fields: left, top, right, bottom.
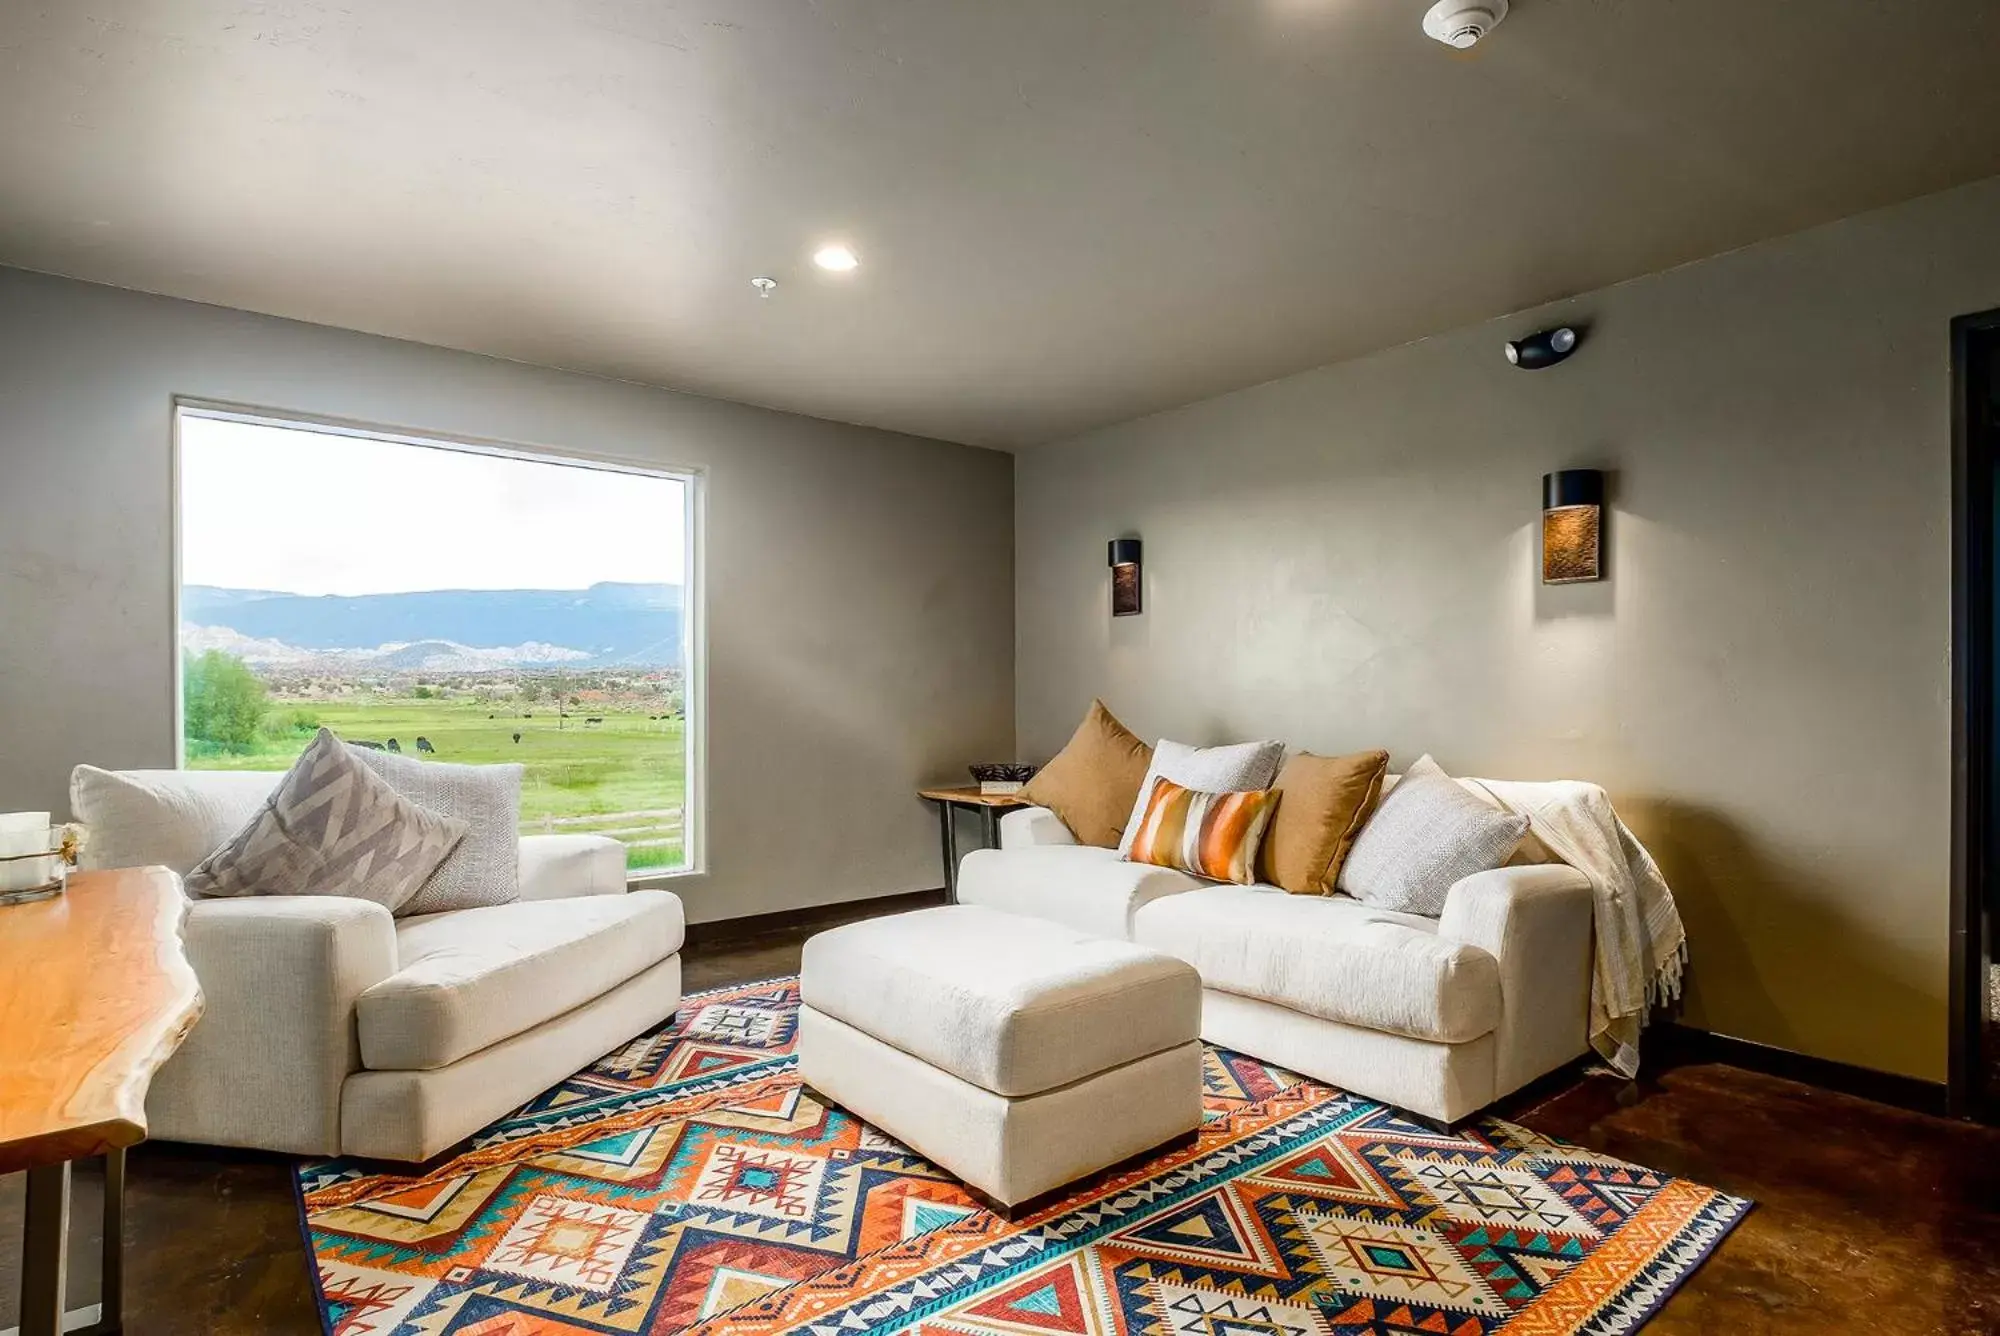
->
left=918, top=786, right=1032, bottom=807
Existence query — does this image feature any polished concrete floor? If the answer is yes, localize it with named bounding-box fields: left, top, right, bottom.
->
left=5, top=915, right=1998, bottom=1335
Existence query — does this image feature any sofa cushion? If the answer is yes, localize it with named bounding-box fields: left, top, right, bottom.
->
left=71, top=766, right=282, bottom=876
left=957, top=844, right=1209, bottom=940
left=800, top=905, right=1200, bottom=1098
left=1133, top=884, right=1501, bottom=1044
left=357, top=889, right=685, bottom=1071
left=1016, top=700, right=1154, bottom=848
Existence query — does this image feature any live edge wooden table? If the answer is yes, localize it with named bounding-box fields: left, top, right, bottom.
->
left=0, top=867, right=203, bottom=1336
left=917, top=787, right=1028, bottom=901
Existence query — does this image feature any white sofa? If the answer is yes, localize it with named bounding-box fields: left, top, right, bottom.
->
left=956, top=781, right=1594, bottom=1124
left=71, top=768, right=685, bottom=1162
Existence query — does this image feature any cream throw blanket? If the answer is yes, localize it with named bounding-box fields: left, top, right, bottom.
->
left=1465, top=778, right=1687, bottom=1078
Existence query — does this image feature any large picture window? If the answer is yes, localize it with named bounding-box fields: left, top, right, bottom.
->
left=175, top=406, right=699, bottom=877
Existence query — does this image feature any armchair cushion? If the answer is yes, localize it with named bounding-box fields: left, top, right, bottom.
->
left=358, top=889, right=685, bottom=1071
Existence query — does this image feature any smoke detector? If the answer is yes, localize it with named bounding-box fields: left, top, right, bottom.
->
left=1423, top=0, right=1508, bottom=48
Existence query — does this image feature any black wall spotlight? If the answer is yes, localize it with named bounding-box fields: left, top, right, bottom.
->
left=1506, top=326, right=1581, bottom=370
left=1108, top=538, right=1143, bottom=617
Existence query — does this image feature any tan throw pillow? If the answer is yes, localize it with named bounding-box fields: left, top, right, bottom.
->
left=1018, top=700, right=1154, bottom=848
left=1126, top=778, right=1280, bottom=885
left=186, top=729, right=468, bottom=912
left=1258, top=749, right=1390, bottom=895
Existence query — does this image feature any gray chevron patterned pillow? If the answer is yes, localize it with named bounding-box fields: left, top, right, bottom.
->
left=186, top=728, right=468, bottom=911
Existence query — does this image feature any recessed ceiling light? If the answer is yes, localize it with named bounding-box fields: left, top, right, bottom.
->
left=813, top=244, right=860, bottom=272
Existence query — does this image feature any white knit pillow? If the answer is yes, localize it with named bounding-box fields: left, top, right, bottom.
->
left=352, top=749, right=524, bottom=914
left=1338, top=754, right=1528, bottom=916
left=1118, top=737, right=1286, bottom=856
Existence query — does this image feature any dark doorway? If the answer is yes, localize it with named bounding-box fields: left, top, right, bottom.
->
left=1952, top=308, right=2000, bottom=1121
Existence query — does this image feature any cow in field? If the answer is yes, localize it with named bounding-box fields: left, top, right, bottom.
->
left=584, top=717, right=603, bottom=726
left=415, top=737, right=435, bottom=754
left=350, top=740, right=384, bottom=750
left=386, top=738, right=401, bottom=753
left=513, top=733, right=522, bottom=744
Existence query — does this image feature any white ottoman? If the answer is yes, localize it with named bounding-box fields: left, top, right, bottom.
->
left=798, top=904, right=1203, bottom=1209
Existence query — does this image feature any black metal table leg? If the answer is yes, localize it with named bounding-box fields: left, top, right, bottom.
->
left=16, top=1150, right=125, bottom=1336
left=98, top=1147, right=125, bottom=1333
left=980, top=804, right=999, bottom=850
left=20, top=1160, right=70, bottom=1336
left=938, top=802, right=960, bottom=903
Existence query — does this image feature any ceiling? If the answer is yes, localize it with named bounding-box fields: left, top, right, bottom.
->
left=5, top=2, right=2000, bottom=450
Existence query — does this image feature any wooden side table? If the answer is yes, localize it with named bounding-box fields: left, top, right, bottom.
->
left=918, top=787, right=1029, bottom=900
left=0, top=867, right=203, bottom=1336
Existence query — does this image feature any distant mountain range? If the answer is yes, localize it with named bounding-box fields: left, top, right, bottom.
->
left=181, top=583, right=682, bottom=671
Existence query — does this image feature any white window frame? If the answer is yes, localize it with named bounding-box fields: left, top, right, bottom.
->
left=169, top=399, right=707, bottom=882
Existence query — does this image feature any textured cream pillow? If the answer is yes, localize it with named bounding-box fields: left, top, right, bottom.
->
left=352, top=748, right=525, bottom=914
left=1017, top=700, right=1154, bottom=848
left=1339, top=754, right=1528, bottom=915
left=186, top=729, right=466, bottom=911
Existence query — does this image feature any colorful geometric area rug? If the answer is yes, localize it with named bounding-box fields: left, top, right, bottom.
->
left=298, top=977, right=1749, bottom=1336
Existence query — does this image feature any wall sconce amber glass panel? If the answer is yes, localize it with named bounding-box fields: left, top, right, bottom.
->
left=1108, top=538, right=1143, bottom=616
left=1542, top=471, right=1604, bottom=584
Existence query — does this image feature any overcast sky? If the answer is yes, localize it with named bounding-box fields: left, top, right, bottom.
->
left=179, top=415, right=688, bottom=595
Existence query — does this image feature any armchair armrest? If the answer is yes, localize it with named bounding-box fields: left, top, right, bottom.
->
left=518, top=834, right=630, bottom=899
left=1437, top=864, right=1594, bottom=1092
left=146, top=896, right=396, bottom=1156
left=1000, top=806, right=1080, bottom=848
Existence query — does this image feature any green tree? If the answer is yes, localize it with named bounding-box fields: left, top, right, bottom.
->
left=183, top=650, right=268, bottom=753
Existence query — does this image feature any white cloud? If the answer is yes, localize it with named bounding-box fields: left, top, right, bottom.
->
left=179, top=414, right=687, bottom=595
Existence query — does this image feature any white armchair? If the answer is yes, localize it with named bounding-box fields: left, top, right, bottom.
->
left=71, top=768, right=686, bottom=1161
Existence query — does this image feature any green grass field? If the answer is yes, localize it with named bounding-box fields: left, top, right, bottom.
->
left=189, top=699, right=687, bottom=872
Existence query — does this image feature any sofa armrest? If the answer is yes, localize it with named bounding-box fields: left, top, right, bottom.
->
left=1000, top=806, right=1080, bottom=848
left=1436, top=864, right=1594, bottom=1093
left=146, top=896, right=397, bottom=1156
left=518, top=834, right=630, bottom=900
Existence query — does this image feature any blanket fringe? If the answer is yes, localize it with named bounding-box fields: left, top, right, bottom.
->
left=1648, top=939, right=1688, bottom=1011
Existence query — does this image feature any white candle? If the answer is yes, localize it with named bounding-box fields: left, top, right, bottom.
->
left=0, top=812, right=53, bottom=894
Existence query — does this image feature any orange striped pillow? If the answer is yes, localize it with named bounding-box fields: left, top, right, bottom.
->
left=1124, top=777, right=1280, bottom=885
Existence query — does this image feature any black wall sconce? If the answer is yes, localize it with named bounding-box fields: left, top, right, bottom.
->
left=1108, top=538, right=1143, bottom=616
left=1542, top=470, right=1604, bottom=583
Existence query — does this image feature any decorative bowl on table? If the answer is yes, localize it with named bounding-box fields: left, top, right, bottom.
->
left=969, top=763, right=1038, bottom=797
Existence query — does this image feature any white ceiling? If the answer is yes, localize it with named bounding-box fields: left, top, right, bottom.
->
left=5, top=1, right=2000, bottom=449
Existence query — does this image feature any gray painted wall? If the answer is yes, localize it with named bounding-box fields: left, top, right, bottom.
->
left=1017, top=175, right=2000, bottom=1084
left=0, top=267, right=1014, bottom=923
